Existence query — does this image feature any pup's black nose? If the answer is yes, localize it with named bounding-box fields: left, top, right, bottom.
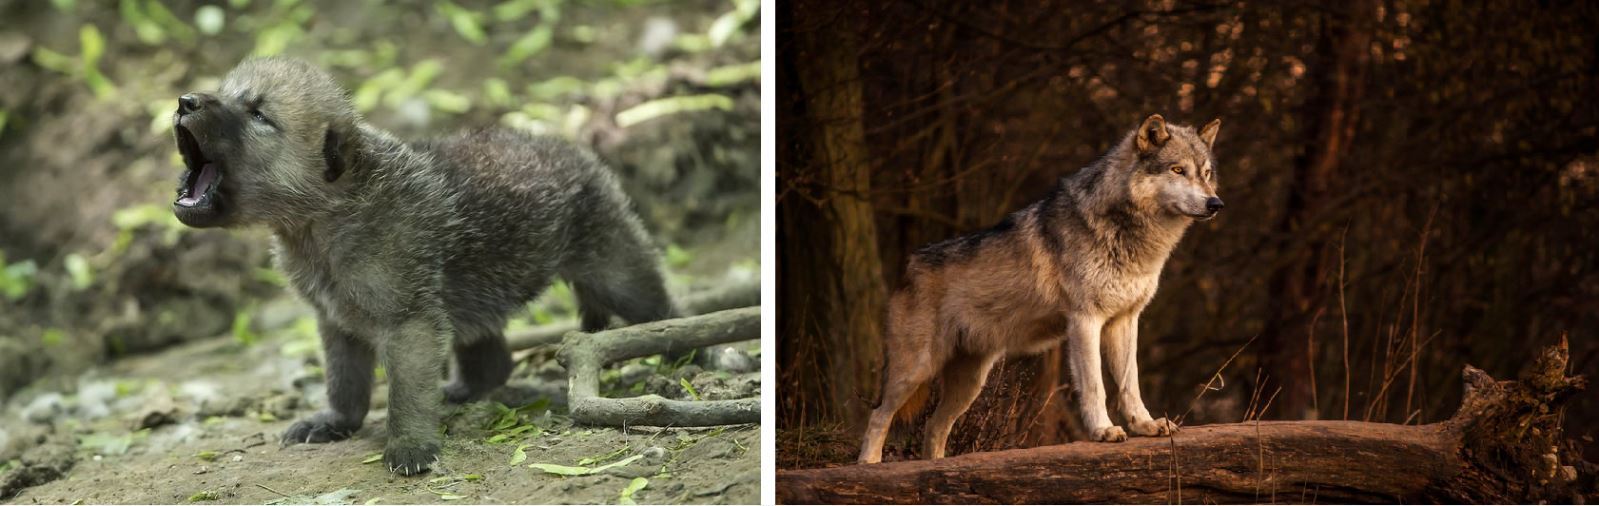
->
left=178, top=93, right=207, bottom=115
left=1206, top=197, right=1225, bottom=213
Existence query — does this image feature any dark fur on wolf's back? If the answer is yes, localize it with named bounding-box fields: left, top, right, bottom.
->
left=170, top=57, right=678, bottom=475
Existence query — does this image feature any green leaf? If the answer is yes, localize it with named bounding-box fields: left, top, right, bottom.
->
left=120, top=0, right=165, bottom=45
left=618, top=477, right=648, bottom=505
left=50, top=0, right=75, bottom=12
left=31, top=47, right=77, bottom=74
left=436, top=2, right=486, bottom=46
left=509, top=444, right=529, bottom=465
left=41, top=328, right=64, bottom=346
left=528, top=455, right=642, bottom=476
left=615, top=95, right=735, bottom=128
left=143, top=0, right=196, bottom=45
left=195, top=6, right=226, bottom=35
left=79, top=25, right=104, bottom=64
left=188, top=490, right=220, bottom=502
left=705, top=61, right=761, bottom=87
left=499, top=24, right=552, bottom=67
left=195, top=450, right=221, bottom=462
left=423, top=90, right=471, bottom=114
left=232, top=310, right=257, bottom=346
left=438, top=494, right=465, bottom=501
left=679, top=378, right=701, bottom=401
left=64, top=253, right=93, bottom=289
left=527, top=463, right=592, bottom=476
left=362, top=453, right=382, bottom=464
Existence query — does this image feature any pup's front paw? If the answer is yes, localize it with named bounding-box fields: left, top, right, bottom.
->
left=384, top=441, right=440, bottom=476
left=1089, top=425, right=1128, bottom=442
left=281, top=412, right=360, bottom=446
left=1128, top=417, right=1177, bottom=437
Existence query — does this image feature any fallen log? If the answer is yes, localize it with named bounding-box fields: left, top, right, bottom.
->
left=508, top=279, right=760, bottom=351
left=557, top=307, right=761, bottom=427
left=778, top=340, right=1587, bottom=504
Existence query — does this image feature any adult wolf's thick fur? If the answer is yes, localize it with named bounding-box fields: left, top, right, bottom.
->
left=858, top=114, right=1224, bottom=464
left=170, top=57, right=677, bottom=475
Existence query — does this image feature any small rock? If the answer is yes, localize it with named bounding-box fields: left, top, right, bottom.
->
left=637, top=17, right=678, bottom=57
left=21, top=393, right=65, bottom=424
left=703, top=346, right=756, bottom=373
left=641, top=446, right=668, bottom=465
left=0, top=32, right=30, bottom=64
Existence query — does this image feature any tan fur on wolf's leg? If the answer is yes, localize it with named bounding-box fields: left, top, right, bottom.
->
left=858, top=349, right=936, bottom=464
left=1103, top=313, right=1175, bottom=437
left=1067, top=316, right=1126, bottom=442
left=922, top=353, right=998, bottom=459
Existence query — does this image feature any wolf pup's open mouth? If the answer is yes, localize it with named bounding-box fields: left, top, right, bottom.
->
left=172, top=124, right=227, bottom=226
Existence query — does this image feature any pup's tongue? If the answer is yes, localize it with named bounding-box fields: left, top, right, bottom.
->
left=178, top=162, right=218, bottom=206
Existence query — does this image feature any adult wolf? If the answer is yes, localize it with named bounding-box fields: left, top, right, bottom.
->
left=858, top=114, right=1223, bottom=464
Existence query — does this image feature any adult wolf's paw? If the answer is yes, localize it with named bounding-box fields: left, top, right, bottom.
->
left=1090, top=425, right=1128, bottom=442
left=1128, top=417, right=1177, bottom=437
left=281, top=412, right=360, bottom=446
left=384, top=441, right=440, bottom=476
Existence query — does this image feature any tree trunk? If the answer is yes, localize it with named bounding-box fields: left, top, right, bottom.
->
left=1262, top=0, right=1374, bottom=420
left=778, top=341, right=1588, bottom=504
left=778, top=0, right=886, bottom=425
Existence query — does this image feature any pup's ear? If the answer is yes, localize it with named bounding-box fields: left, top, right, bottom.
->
left=1135, top=114, right=1170, bottom=154
left=322, top=123, right=353, bottom=182
left=1198, top=118, right=1222, bottom=148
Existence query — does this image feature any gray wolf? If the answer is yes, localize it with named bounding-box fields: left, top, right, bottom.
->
left=857, top=114, right=1223, bottom=463
left=170, top=57, right=677, bottom=475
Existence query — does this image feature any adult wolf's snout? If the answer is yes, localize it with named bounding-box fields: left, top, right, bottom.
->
left=177, top=92, right=216, bottom=115
left=1206, top=197, right=1225, bottom=213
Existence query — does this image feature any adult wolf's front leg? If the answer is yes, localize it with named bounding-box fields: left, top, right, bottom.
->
left=1066, top=316, right=1125, bottom=442
left=1104, top=313, right=1175, bottom=437
left=283, top=321, right=373, bottom=445
left=381, top=316, right=449, bottom=476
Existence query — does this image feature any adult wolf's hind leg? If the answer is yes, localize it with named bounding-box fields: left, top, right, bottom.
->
left=443, top=324, right=513, bottom=404
left=858, top=349, right=935, bottom=464
left=922, top=352, right=997, bottom=460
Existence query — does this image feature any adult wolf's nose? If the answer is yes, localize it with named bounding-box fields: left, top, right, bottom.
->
left=1206, top=197, right=1225, bottom=213
left=177, top=93, right=210, bottom=115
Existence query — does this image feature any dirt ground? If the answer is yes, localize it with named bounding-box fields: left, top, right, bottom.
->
left=3, top=319, right=760, bottom=504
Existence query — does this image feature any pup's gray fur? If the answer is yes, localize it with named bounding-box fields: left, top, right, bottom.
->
left=170, top=57, right=678, bottom=475
left=857, top=114, right=1223, bottom=464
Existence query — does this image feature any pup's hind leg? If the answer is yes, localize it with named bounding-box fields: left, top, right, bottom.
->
left=443, top=321, right=513, bottom=404
left=1104, top=312, right=1175, bottom=436
left=922, top=352, right=997, bottom=459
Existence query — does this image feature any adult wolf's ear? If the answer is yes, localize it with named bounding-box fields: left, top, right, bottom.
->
left=1135, top=114, right=1170, bottom=154
left=322, top=122, right=357, bottom=182
left=1199, top=118, right=1222, bottom=149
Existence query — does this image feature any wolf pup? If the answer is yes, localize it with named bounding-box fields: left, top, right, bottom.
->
left=857, top=114, right=1223, bottom=464
left=170, top=57, right=678, bottom=475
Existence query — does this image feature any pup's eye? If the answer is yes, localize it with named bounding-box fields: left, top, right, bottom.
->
left=251, top=109, right=267, bottom=122
left=1170, top=165, right=1185, bottom=175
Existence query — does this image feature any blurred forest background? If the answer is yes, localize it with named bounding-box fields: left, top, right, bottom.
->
left=777, top=0, right=1599, bottom=468
left=0, top=0, right=760, bottom=503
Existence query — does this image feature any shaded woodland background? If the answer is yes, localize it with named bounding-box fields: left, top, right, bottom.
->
left=777, top=0, right=1599, bottom=467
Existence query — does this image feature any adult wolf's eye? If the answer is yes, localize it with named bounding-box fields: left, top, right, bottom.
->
left=1170, top=165, right=1185, bottom=175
